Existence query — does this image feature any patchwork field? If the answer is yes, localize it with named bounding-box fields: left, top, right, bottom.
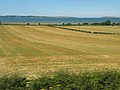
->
left=0, top=25, right=120, bottom=77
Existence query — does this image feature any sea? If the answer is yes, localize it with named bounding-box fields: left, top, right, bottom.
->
left=0, top=16, right=120, bottom=23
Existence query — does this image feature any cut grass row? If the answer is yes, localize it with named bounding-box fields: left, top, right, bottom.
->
left=55, top=26, right=120, bottom=35
left=58, top=26, right=120, bottom=33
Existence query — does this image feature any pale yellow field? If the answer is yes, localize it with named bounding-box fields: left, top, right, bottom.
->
left=0, top=25, right=120, bottom=77
left=60, top=26, right=120, bottom=33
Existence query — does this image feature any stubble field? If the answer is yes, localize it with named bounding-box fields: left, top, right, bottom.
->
left=0, top=25, right=120, bottom=77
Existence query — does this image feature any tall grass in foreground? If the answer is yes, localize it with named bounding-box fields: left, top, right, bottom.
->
left=0, top=70, right=120, bottom=90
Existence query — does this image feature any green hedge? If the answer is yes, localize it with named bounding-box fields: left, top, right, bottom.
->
left=30, top=71, right=120, bottom=90
left=55, top=27, right=119, bottom=36
left=0, top=75, right=27, bottom=90
left=0, top=70, right=120, bottom=90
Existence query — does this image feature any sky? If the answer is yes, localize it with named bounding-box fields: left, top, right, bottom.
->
left=0, top=0, right=120, bottom=17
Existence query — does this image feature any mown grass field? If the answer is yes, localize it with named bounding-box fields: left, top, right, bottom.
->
left=0, top=25, right=120, bottom=78
left=60, top=26, right=120, bottom=33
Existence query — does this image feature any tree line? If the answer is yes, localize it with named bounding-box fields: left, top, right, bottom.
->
left=0, top=20, right=120, bottom=26
left=62, top=20, right=120, bottom=26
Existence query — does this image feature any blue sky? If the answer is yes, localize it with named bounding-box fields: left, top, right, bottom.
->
left=0, top=0, right=120, bottom=17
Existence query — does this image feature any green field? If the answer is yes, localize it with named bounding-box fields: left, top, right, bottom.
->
left=0, top=25, right=120, bottom=78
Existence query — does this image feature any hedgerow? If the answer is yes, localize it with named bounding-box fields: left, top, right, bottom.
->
left=0, top=70, right=120, bottom=90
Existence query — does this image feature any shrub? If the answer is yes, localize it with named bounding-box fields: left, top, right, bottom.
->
left=30, top=70, right=120, bottom=90
left=27, top=23, right=30, bottom=25
left=62, top=23, right=65, bottom=26
left=0, top=70, right=120, bottom=90
left=116, top=22, right=120, bottom=25
left=0, top=75, right=27, bottom=90
left=112, top=23, right=116, bottom=26
left=30, top=76, right=53, bottom=90
left=90, top=23, right=101, bottom=25
left=66, top=23, right=72, bottom=26
left=82, top=23, right=89, bottom=25
left=97, top=71, right=120, bottom=90
left=101, top=20, right=111, bottom=25
left=78, top=23, right=81, bottom=26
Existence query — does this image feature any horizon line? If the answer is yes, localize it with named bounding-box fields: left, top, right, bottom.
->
left=0, top=15, right=120, bottom=18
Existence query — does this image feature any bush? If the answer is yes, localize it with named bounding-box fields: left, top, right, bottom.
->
left=78, top=23, right=81, bottom=26
left=27, top=23, right=30, bottom=25
left=0, top=75, right=27, bottom=90
left=97, top=71, right=120, bottom=90
left=116, top=22, right=120, bottom=25
left=30, top=70, right=120, bottom=90
left=30, top=76, right=53, bottom=90
left=0, top=70, right=120, bottom=90
left=82, top=23, right=89, bottom=25
left=66, top=23, right=72, bottom=26
left=90, top=23, right=101, bottom=25
left=62, top=23, right=65, bottom=26
left=101, top=20, right=111, bottom=25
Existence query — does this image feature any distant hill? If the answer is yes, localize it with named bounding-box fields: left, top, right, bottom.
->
left=0, top=15, right=120, bottom=23
left=1, top=15, right=120, bottom=19
left=0, top=15, right=75, bottom=18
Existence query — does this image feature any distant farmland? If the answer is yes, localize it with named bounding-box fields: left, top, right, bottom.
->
left=59, top=26, right=120, bottom=33
left=0, top=25, right=120, bottom=77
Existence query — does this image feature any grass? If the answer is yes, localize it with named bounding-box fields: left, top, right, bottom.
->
left=59, top=26, right=120, bottom=33
left=56, top=26, right=120, bottom=35
left=0, top=25, right=120, bottom=77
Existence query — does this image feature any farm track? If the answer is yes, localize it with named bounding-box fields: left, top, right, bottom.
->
left=0, top=25, right=120, bottom=77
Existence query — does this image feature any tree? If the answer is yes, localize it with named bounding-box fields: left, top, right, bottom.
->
left=66, top=23, right=72, bottom=26
left=101, top=20, right=111, bottom=25
left=62, top=23, right=65, bottom=26
left=105, top=20, right=111, bottom=25
left=82, top=23, right=89, bottom=25
left=39, top=23, right=41, bottom=25
left=116, top=22, right=120, bottom=25
left=0, top=21, right=1, bottom=25
left=90, top=23, right=101, bottom=25
left=78, top=23, right=81, bottom=26
left=112, top=23, right=116, bottom=26
left=27, top=23, right=30, bottom=25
